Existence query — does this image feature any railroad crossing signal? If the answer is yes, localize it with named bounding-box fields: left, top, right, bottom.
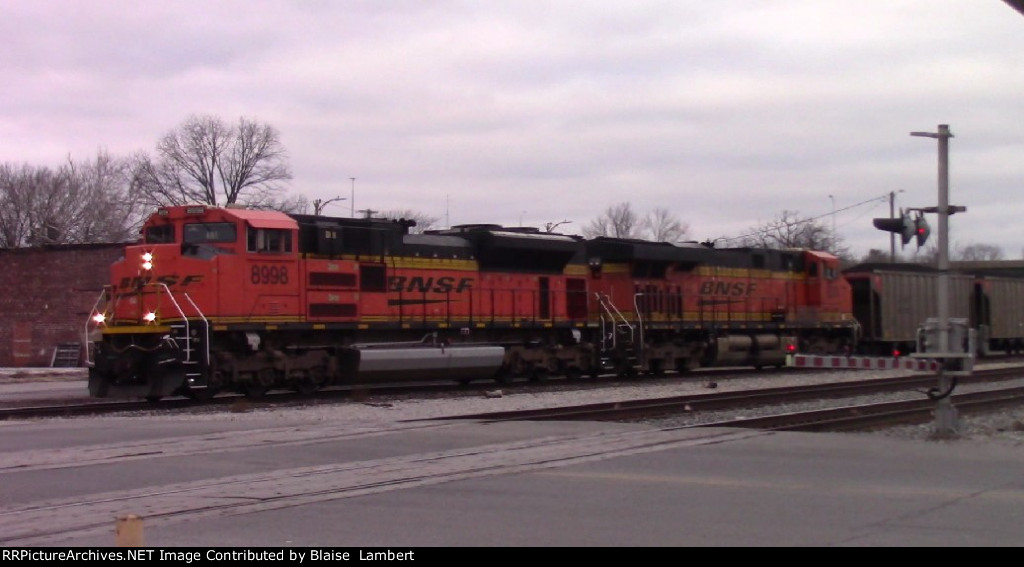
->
left=913, top=212, right=930, bottom=247
left=872, top=209, right=931, bottom=249
left=872, top=210, right=915, bottom=247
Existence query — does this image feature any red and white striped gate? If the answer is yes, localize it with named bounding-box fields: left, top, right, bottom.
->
left=790, top=354, right=939, bottom=372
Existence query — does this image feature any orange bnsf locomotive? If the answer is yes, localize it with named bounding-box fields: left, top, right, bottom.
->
left=86, top=205, right=858, bottom=401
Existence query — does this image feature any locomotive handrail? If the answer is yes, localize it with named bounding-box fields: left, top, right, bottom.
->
left=632, top=292, right=645, bottom=364
left=595, top=293, right=634, bottom=351
left=180, top=292, right=210, bottom=366
left=153, top=283, right=192, bottom=362
left=85, top=283, right=205, bottom=366
left=595, top=293, right=614, bottom=349
left=83, top=286, right=113, bottom=367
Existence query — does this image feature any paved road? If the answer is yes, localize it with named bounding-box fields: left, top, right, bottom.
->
left=1, top=374, right=1022, bottom=547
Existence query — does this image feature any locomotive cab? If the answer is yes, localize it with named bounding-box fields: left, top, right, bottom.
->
left=797, top=250, right=856, bottom=353
left=88, top=205, right=304, bottom=400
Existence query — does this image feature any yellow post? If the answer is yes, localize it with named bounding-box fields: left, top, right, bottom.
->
left=115, top=514, right=144, bottom=546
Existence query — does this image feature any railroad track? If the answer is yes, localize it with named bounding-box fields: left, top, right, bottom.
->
left=431, top=366, right=1024, bottom=432
left=0, top=365, right=827, bottom=420
left=696, top=387, right=1024, bottom=432
left=3, top=365, right=1023, bottom=424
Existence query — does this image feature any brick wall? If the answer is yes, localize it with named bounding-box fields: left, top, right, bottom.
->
left=0, top=244, right=124, bottom=367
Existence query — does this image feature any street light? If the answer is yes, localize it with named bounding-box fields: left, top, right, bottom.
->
left=312, top=196, right=346, bottom=216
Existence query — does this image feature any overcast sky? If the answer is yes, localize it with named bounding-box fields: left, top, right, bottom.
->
left=3, top=1, right=1023, bottom=257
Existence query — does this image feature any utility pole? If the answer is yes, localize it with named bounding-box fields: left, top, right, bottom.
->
left=888, top=190, right=904, bottom=262
left=889, top=192, right=895, bottom=262
left=828, top=194, right=836, bottom=253
left=910, top=124, right=965, bottom=438
left=350, top=177, right=356, bottom=217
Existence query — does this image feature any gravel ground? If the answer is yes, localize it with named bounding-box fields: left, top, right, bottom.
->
left=5, top=364, right=1024, bottom=446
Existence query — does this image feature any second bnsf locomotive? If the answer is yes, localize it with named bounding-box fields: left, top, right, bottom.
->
left=86, top=205, right=858, bottom=400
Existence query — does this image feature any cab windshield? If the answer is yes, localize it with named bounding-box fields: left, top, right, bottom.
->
left=183, top=222, right=237, bottom=244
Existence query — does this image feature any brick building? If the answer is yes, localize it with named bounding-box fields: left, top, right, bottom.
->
left=0, top=243, right=124, bottom=367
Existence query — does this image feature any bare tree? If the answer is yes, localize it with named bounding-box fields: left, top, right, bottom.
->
left=131, top=114, right=293, bottom=209
left=380, top=209, right=440, bottom=234
left=956, top=243, right=1004, bottom=261
left=64, top=152, right=145, bottom=243
left=909, top=242, right=1005, bottom=266
left=260, top=193, right=309, bottom=215
left=736, top=209, right=849, bottom=259
left=644, top=207, right=689, bottom=242
left=0, top=163, right=50, bottom=247
left=583, top=202, right=643, bottom=239
left=856, top=248, right=895, bottom=264
left=0, top=152, right=142, bottom=247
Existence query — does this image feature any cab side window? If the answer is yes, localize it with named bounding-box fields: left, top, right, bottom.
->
left=145, top=224, right=175, bottom=244
left=247, top=227, right=293, bottom=253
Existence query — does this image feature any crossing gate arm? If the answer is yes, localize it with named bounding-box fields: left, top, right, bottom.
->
left=791, top=354, right=939, bottom=372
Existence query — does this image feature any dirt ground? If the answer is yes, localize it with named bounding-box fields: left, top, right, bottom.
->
left=0, top=368, right=87, bottom=384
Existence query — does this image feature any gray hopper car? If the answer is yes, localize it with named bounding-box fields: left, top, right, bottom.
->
left=845, top=263, right=1024, bottom=356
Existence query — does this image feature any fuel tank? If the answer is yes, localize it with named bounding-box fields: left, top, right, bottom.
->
left=354, top=343, right=506, bottom=382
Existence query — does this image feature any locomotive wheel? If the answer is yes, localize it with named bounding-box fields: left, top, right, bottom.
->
left=243, top=382, right=268, bottom=399
left=243, top=368, right=279, bottom=399
left=293, top=377, right=322, bottom=396
left=181, top=386, right=219, bottom=401
left=530, top=367, right=549, bottom=382
left=564, top=367, right=583, bottom=381
left=494, top=364, right=515, bottom=385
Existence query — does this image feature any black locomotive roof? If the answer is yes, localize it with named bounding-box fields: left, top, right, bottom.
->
left=398, top=233, right=474, bottom=259
left=586, top=238, right=805, bottom=271
left=427, top=224, right=583, bottom=272
left=843, top=262, right=940, bottom=275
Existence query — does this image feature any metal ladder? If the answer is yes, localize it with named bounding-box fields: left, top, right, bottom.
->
left=51, top=343, right=81, bottom=367
left=164, top=289, right=210, bottom=388
left=595, top=293, right=644, bottom=373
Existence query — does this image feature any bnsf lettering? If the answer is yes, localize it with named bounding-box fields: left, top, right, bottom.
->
left=699, top=281, right=756, bottom=296
left=388, top=276, right=473, bottom=293
left=118, top=274, right=204, bottom=289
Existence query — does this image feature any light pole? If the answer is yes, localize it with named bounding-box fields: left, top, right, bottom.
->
left=350, top=177, right=356, bottom=217
left=910, top=124, right=959, bottom=437
left=888, top=189, right=904, bottom=262
left=312, top=196, right=346, bottom=216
